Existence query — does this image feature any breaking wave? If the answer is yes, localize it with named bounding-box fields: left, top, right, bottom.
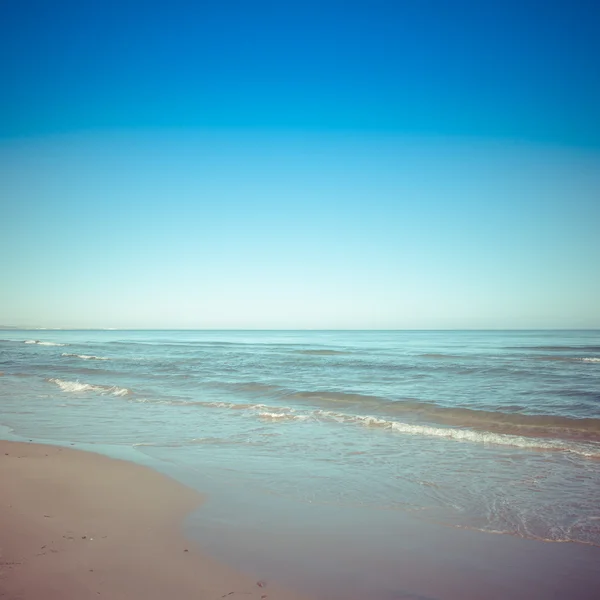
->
left=533, top=355, right=600, bottom=363
left=25, top=340, right=66, bottom=346
left=47, top=378, right=130, bottom=397
left=62, top=353, right=109, bottom=361
left=508, top=345, right=600, bottom=352
left=327, top=412, right=600, bottom=458
left=167, top=399, right=600, bottom=458
left=273, top=390, right=600, bottom=441
left=257, top=411, right=309, bottom=421
left=139, top=383, right=600, bottom=442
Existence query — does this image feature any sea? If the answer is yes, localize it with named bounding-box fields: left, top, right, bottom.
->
left=1, top=330, right=599, bottom=599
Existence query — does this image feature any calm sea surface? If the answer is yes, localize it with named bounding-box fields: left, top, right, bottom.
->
left=1, top=330, right=599, bottom=596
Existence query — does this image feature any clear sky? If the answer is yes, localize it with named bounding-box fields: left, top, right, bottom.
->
left=1, top=0, right=599, bottom=329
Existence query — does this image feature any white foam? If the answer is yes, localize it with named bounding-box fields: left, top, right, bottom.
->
left=311, top=410, right=600, bottom=458
left=258, top=411, right=295, bottom=420
left=48, top=378, right=130, bottom=397
left=578, top=357, right=600, bottom=363
left=108, top=386, right=130, bottom=397
left=205, top=401, right=274, bottom=411
left=144, top=398, right=600, bottom=459
left=315, top=411, right=389, bottom=427
left=203, top=400, right=307, bottom=421
left=49, top=379, right=98, bottom=393
left=62, top=353, right=109, bottom=361
left=24, top=340, right=65, bottom=346
left=257, top=411, right=308, bottom=422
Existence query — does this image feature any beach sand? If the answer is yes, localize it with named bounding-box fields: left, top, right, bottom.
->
left=0, top=440, right=309, bottom=600
left=3, top=439, right=600, bottom=600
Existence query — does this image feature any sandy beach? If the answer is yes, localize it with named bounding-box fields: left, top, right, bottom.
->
left=0, top=440, right=309, bottom=600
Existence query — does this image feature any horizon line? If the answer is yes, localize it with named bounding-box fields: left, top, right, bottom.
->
left=2, top=327, right=599, bottom=332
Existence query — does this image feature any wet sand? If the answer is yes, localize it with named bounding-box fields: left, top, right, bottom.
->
left=0, top=440, right=309, bottom=600
left=2, top=439, right=600, bottom=600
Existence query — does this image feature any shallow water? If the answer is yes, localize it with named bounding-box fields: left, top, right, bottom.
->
left=1, top=330, right=600, bottom=597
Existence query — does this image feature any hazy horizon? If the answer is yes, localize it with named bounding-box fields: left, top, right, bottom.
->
left=3, top=325, right=600, bottom=332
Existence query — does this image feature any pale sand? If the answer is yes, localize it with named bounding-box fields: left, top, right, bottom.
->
left=0, top=440, right=310, bottom=600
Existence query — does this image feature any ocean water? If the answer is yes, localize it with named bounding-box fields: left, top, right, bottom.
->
left=1, top=330, right=600, bottom=596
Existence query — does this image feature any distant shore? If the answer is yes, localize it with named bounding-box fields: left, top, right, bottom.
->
left=0, top=440, right=308, bottom=600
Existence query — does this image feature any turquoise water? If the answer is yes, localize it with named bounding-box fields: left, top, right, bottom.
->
left=1, top=330, right=600, bottom=596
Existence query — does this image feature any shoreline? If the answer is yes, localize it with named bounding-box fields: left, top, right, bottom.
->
left=2, top=439, right=600, bottom=600
left=0, top=440, right=309, bottom=600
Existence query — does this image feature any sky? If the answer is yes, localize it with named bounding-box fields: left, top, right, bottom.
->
left=1, top=0, right=599, bottom=329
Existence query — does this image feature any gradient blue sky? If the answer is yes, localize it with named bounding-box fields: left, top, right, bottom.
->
left=1, top=0, right=599, bottom=328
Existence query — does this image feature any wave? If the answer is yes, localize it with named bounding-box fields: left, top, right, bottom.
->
left=533, top=355, right=600, bottom=363
left=509, top=345, right=600, bottom=352
left=47, top=378, right=130, bottom=397
left=395, top=402, right=600, bottom=440
left=423, top=352, right=600, bottom=364
left=182, top=399, right=307, bottom=422
left=168, top=399, right=600, bottom=458
left=257, top=411, right=309, bottom=421
left=204, top=400, right=269, bottom=410
left=24, top=340, right=66, bottom=346
left=314, top=411, right=600, bottom=458
left=160, top=381, right=600, bottom=442
left=279, top=391, right=600, bottom=441
left=61, top=353, right=109, bottom=361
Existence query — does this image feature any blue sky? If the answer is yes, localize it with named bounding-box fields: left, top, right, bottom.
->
left=1, top=1, right=599, bottom=328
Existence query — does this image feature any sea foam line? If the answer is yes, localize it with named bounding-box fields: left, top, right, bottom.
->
left=191, top=400, right=600, bottom=458
left=315, top=411, right=600, bottom=458
left=25, top=340, right=66, bottom=346
left=62, top=353, right=109, bottom=361
left=48, top=378, right=130, bottom=397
